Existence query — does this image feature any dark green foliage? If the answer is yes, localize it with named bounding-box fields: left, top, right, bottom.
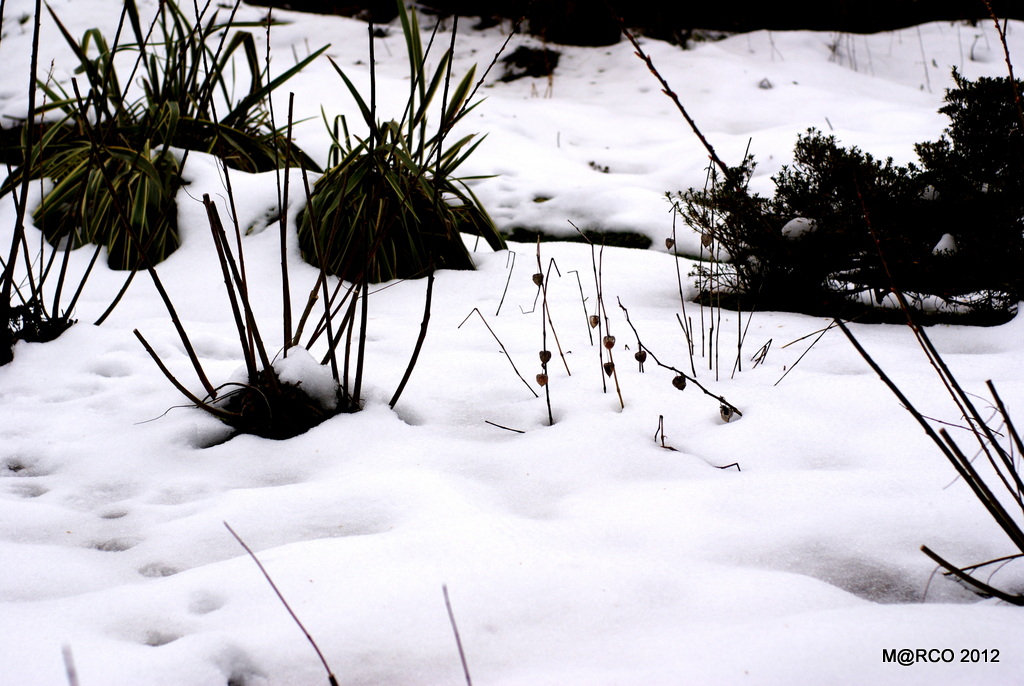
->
left=298, top=137, right=501, bottom=283
left=768, top=131, right=929, bottom=309
left=505, top=226, right=652, bottom=250
left=32, top=137, right=184, bottom=271
left=3, top=0, right=325, bottom=270
left=677, top=70, right=1024, bottom=322
left=918, top=69, right=1024, bottom=184
left=296, top=1, right=504, bottom=284
left=913, top=70, right=1024, bottom=306
left=675, top=156, right=774, bottom=300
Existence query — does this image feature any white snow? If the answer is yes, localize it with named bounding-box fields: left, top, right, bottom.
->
left=932, top=232, right=958, bottom=255
left=3, top=1, right=1024, bottom=684
left=274, top=349, right=342, bottom=412
left=782, top=216, right=819, bottom=240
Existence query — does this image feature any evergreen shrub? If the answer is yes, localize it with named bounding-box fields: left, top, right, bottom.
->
left=296, top=0, right=504, bottom=284
left=676, top=70, right=1024, bottom=322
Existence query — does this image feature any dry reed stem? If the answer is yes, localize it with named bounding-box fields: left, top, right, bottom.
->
left=225, top=522, right=339, bottom=685
left=618, top=298, right=741, bottom=418
left=982, top=0, right=1024, bottom=132
left=536, top=239, right=554, bottom=425
left=443, top=585, right=474, bottom=686
left=458, top=308, right=539, bottom=398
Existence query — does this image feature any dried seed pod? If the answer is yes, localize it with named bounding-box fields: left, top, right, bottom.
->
left=602, top=335, right=616, bottom=350
left=589, top=315, right=600, bottom=329
left=532, top=272, right=544, bottom=286
left=634, top=350, right=648, bottom=363
left=671, top=374, right=687, bottom=391
left=665, top=237, right=675, bottom=250
left=536, top=373, right=548, bottom=387
left=539, top=350, right=552, bottom=364
left=720, top=404, right=735, bottom=423
left=603, top=362, right=615, bottom=377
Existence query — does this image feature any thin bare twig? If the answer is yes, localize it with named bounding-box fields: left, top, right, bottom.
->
left=443, top=585, right=473, bottom=686
left=567, top=269, right=592, bottom=346
left=225, top=522, right=340, bottom=686
left=458, top=308, right=539, bottom=398
left=669, top=214, right=696, bottom=375
left=390, top=270, right=435, bottom=409
left=134, top=330, right=237, bottom=422
left=921, top=545, right=1024, bottom=606
left=989, top=381, right=1024, bottom=462
left=536, top=241, right=554, bottom=425
left=579, top=225, right=606, bottom=394
left=539, top=257, right=570, bottom=374
left=280, top=93, right=295, bottom=353
left=61, top=645, right=79, bottom=686
left=982, top=0, right=1024, bottom=133
left=570, top=222, right=624, bottom=407
left=485, top=420, right=525, bottom=434
left=775, top=320, right=837, bottom=386
left=618, top=298, right=741, bottom=418
left=495, top=250, right=516, bottom=316
left=617, top=20, right=730, bottom=179
left=655, top=415, right=676, bottom=450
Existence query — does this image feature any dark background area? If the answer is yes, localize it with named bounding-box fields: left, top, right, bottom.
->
left=244, top=1, right=1024, bottom=46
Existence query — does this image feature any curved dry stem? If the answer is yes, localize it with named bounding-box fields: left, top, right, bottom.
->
left=458, top=307, right=538, bottom=398
left=134, top=329, right=237, bottom=421
left=921, top=545, right=1024, bottom=606
left=225, top=522, right=339, bottom=685
left=617, top=298, right=742, bottom=418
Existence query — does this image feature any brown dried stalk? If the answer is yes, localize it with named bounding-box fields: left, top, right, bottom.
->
left=458, top=308, right=539, bottom=398
left=618, top=298, right=742, bottom=419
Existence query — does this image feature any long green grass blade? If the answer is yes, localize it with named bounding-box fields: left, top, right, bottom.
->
left=224, top=44, right=329, bottom=128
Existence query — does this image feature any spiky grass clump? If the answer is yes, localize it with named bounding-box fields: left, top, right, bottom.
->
left=3, top=0, right=325, bottom=270
left=296, top=1, right=504, bottom=284
left=34, top=137, right=183, bottom=270
left=1, top=0, right=84, bottom=364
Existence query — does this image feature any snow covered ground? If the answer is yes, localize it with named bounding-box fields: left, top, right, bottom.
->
left=3, top=1, right=1024, bottom=683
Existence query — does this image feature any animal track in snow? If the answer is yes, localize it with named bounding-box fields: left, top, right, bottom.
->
left=62, top=480, right=138, bottom=512
left=2, top=455, right=54, bottom=477
left=143, top=630, right=182, bottom=647
left=7, top=482, right=48, bottom=498
left=220, top=647, right=266, bottom=686
left=188, top=590, right=225, bottom=615
left=87, top=355, right=134, bottom=378
left=99, top=509, right=129, bottom=520
left=90, top=537, right=140, bottom=552
left=138, top=562, right=179, bottom=578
